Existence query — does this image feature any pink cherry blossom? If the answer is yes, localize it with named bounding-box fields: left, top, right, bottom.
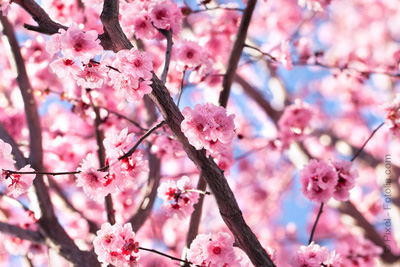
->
left=60, top=23, right=103, bottom=63
left=73, top=63, right=108, bottom=89
left=46, top=23, right=102, bottom=63
left=181, top=103, right=236, bottom=157
left=157, top=176, right=199, bottom=219
left=0, top=139, right=16, bottom=171
left=331, top=160, right=358, bottom=201
left=76, top=153, right=110, bottom=201
left=187, top=232, right=242, bottom=266
left=278, top=100, right=314, bottom=148
left=94, top=222, right=140, bottom=266
left=112, top=150, right=149, bottom=192
left=299, top=159, right=338, bottom=202
left=5, top=165, right=36, bottom=198
left=336, top=234, right=382, bottom=266
left=131, top=16, right=155, bottom=40
left=382, top=96, right=400, bottom=133
left=149, top=2, right=171, bottom=30
left=177, top=40, right=205, bottom=71
left=290, top=241, right=341, bottom=267
left=103, top=127, right=134, bottom=160
left=49, top=58, right=81, bottom=78
left=109, top=48, right=153, bottom=102
left=113, top=49, right=153, bottom=81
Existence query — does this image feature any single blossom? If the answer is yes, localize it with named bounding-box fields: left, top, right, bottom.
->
left=187, top=232, right=242, bottom=266
left=76, top=153, right=110, bottom=201
left=5, top=165, right=36, bottom=198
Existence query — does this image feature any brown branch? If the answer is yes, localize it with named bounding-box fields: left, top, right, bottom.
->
left=13, top=0, right=67, bottom=35
left=159, top=29, right=173, bottom=84
left=128, top=97, right=162, bottom=232
left=0, top=15, right=100, bottom=267
left=147, top=73, right=275, bottom=266
left=218, top=0, right=258, bottom=107
left=182, top=175, right=207, bottom=266
left=234, top=74, right=282, bottom=122
left=92, top=103, right=116, bottom=226
left=47, top=177, right=99, bottom=234
left=0, top=222, right=44, bottom=244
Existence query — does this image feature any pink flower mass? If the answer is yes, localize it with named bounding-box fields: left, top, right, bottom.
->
left=0, top=0, right=399, bottom=266
left=94, top=222, right=140, bottom=266
left=187, top=232, right=242, bottom=266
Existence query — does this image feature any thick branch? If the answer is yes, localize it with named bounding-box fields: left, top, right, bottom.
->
left=128, top=97, right=162, bottom=232
left=1, top=16, right=100, bottom=267
left=0, top=222, right=44, bottom=244
left=147, top=73, right=275, bottom=266
left=218, top=0, right=257, bottom=107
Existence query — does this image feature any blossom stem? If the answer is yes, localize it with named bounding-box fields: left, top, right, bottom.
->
left=350, top=122, right=385, bottom=162
left=308, top=202, right=324, bottom=245
left=177, top=67, right=187, bottom=107
left=139, top=247, right=201, bottom=266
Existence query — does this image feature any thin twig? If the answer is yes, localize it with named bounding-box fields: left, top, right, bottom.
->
left=139, top=247, right=200, bottom=266
left=308, top=202, right=324, bottom=245
left=177, top=68, right=187, bottom=107
left=350, top=122, right=385, bottom=162
left=99, top=120, right=166, bottom=171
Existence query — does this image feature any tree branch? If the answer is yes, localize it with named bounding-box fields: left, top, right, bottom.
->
left=0, top=222, right=44, bottom=244
left=0, top=15, right=100, bottom=267
left=218, top=0, right=258, bottom=107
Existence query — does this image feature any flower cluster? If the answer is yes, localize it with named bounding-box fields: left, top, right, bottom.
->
left=300, top=159, right=358, bottom=202
left=46, top=23, right=106, bottom=89
left=94, top=222, right=140, bottom=266
left=181, top=103, right=235, bottom=158
left=104, top=128, right=149, bottom=192
left=109, top=48, right=153, bottom=102
left=121, top=0, right=182, bottom=39
left=176, top=40, right=214, bottom=81
left=298, top=0, right=332, bottom=12
left=290, top=241, right=341, bottom=267
left=46, top=23, right=103, bottom=63
left=336, top=234, right=382, bottom=266
left=187, top=232, right=241, bottom=267
left=278, top=100, right=314, bottom=148
left=157, top=176, right=199, bottom=219
left=0, top=139, right=36, bottom=198
left=76, top=128, right=148, bottom=201
left=382, top=96, right=400, bottom=133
